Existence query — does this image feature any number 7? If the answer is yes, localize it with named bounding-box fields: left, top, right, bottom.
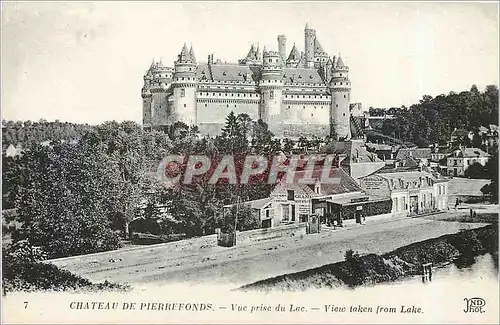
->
left=24, top=301, right=28, bottom=309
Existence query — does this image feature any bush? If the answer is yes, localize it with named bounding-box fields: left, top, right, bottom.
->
left=465, top=162, right=488, bottom=179
left=2, top=241, right=130, bottom=294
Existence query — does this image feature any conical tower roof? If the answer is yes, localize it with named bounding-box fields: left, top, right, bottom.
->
left=177, top=43, right=191, bottom=62
left=314, top=38, right=325, bottom=54
left=246, top=44, right=255, bottom=59
left=326, top=57, right=333, bottom=66
left=189, top=45, right=196, bottom=64
left=336, top=53, right=345, bottom=67
left=287, top=43, right=300, bottom=61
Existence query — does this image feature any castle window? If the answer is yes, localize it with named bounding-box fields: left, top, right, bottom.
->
left=303, top=106, right=305, bottom=109
left=270, top=90, right=275, bottom=99
left=340, top=82, right=342, bottom=85
left=227, top=104, right=229, bottom=108
left=205, top=104, right=207, bottom=107
left=344, top=95, right=346, bottom=98
left=181, top=89, right=185, bottom=97
left=343, top=113, right=346, bottom=116
left=182, top=77, right=184, bottom=81
left=184, top=104, right=187, bottom=107
left=336, top=104, right=338, bottom=107
left=340, top=73, right=342, bottom=76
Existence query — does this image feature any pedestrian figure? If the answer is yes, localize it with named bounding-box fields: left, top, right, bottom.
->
left=470, top=208, right=473, bottom=217
left=473, top=211, right=477, bottom=218
left=455, top=198, right=459, bottom=212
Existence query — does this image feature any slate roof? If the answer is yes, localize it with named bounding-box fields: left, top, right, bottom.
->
left=196, top=63, right=258, bottom=82
left=283, top=167, right=363, bottom=195
left=325, top=140, right=382, bottom=164
left=462, top=148, right=490, bottom=158
left=396, top=148, right=432, bottom=160
left=314, top=38, right=326, bottom=54
left=336, top=55, right=345, bottom=67
left=287, top=44, right=301, bottom=62
left=282, top=68, right=323, bottom=84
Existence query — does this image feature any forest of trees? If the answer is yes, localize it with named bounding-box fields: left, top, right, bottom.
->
left=370, top=85, right=498, bottom=148
left=2, top=85, right=499, bottom=260
left=2, top=113, right=299, bottom=259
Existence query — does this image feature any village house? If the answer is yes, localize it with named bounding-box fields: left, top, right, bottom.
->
left=359, top=169, right=449, bottom=217
left=325, top=139, right=386, bottom=183
left=395, top=147, right=432, bottom=168
left=365, top=142, right=399, bottom=162
left=446, top=147, right=490, bottom=177
left=4, top=144, right=22, bottom=157
left=478, top=124, right=499, bottom=147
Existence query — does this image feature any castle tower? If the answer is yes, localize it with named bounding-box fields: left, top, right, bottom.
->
left=259, top=49, right=284, bottom=137
left=277, top=35, right=287, bottom=61
left=304, top=23, right=316, bottom=68
left=172, top=43, right=197, bottom=126
left=329, top=54, right=351, bottom=140
left=141, top=60, right=155, bottom=128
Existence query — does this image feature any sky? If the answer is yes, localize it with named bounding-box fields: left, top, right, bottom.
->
left=1, top=1, right=499, bottom=124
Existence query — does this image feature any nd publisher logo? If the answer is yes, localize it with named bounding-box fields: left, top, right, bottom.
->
left=463, top=297, right=485, bottom=313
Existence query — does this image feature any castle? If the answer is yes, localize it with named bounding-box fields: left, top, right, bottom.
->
left=141, top=24, right=352, bottom=139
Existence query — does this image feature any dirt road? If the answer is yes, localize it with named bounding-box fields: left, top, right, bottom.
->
left=49, top=213, right=493, bottom=288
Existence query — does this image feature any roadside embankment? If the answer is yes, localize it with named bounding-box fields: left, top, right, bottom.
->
left=240, top=224, right=498, bottom=292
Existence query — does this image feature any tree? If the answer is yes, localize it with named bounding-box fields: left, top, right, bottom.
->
left=217, top=111, right=248, bottom=153
left=465, top=162, right=487, bottom=179
left=13, top=142, right=121, bottom=258
left=251, top=119, right=275, bottom=154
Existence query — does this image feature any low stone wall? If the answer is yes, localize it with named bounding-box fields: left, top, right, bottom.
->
left=236, top=223, right=307, bottom=246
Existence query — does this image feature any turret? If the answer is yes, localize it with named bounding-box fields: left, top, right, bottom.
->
left=172, top=43, right=197, bottom=126
left=304, top=23, right=316, bottom=68
left=329, top=54, right=351, bottom=140
left=259, top=49, right=284, bottom=136
left=277, top=35, right=287, bottom=61
left=142, top=58, right=173, bottom=128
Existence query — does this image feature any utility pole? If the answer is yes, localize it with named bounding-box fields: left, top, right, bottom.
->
left=233, top=195, right=240, bottom=246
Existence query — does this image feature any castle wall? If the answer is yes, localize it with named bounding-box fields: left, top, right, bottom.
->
left=151, top=91, right=170, bottom=125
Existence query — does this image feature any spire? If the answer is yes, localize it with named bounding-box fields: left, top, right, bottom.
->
left=326, top=56, right=333, bottom=66
left=263, top=45, right=267, bottom=53
left=189, top=45, right=196, bottom=64
left=305, top=22, right=309, bottom=30
left=150, top=58, right=155, bottom=68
